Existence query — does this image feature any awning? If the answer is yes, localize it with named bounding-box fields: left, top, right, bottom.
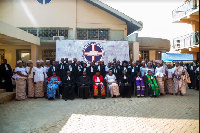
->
left=162, top=53, right=193, bottom=62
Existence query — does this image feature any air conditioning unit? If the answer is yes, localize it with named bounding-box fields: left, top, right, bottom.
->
left=53, top=36, right=64, bottom=40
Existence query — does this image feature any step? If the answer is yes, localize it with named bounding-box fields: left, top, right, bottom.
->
left=0, top=89, right=6, bottom=94
left=0, top=92, right=16, bottom=104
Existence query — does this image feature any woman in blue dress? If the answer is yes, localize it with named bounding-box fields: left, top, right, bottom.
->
left=47, top=72, right=61, bottom=99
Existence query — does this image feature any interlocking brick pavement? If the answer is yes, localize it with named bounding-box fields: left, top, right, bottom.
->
left=0, top=89, right=199, bottom=133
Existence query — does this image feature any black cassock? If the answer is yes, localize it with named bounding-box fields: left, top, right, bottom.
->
left=77, top=76, right=91, bottom=99
left=62, top=76, right=75, bottom=100
left=0, top=63, right=13, bottom=92
left=119, top=75, right=132, bottom=98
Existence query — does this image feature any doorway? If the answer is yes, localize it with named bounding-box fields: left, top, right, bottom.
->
left=16, top=50, right=31, bottom=63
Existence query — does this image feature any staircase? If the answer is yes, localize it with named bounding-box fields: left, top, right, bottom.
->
left=0, top=89, right=16, bottom=104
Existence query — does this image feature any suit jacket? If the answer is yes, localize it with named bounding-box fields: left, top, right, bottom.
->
left=112, top=67, right=120, bottom=80
left=58, top=63, right=67, bottom=78
left=86, top=66, right=95, bottom=78
left=128, top=66, right=140, bottom=79
left=0, top=63, right=13, bottom=79
left=66, top=65, right=77, bottom=78
left=94, top=65, right=105, bottom=76
left=62, top=76, right=75, bottom=87
left=47, top=65, right=59, bottom=78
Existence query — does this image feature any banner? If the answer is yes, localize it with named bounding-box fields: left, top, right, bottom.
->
left=56, top=40, right=129, bottom=65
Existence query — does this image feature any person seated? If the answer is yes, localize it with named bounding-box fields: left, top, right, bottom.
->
left=77, top=71, right=91, bottom=99
left=135, top=72, right=145, bottom=97
left=93, top=70, right=106, bottom=99
left=144, top=70, right=159, bottom=97
left=47, top=72, right=61, bottom=100
left=119, top=70, right=132, bottom=98
left=105, top=70, right=120, bottom=98
left=62, top=71, right=75, bottom=101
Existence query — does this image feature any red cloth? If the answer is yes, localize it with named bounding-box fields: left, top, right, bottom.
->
left=93, top=75, right=105, bottom=96
left=48, top=76, right=61, bottom=81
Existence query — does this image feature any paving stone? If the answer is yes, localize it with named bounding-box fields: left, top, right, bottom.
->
left=0, top=89, right=199, bottom=133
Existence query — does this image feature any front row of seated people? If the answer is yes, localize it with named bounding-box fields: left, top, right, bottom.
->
left=46, top=69, right=160, bottom=100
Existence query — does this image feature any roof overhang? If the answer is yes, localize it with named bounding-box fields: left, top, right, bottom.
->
left=0, top=21, right=40, bottom=46
left=84, top=0, right=143, bottom=35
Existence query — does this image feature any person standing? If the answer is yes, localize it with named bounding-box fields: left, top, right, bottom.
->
left=174, top=62, right=190, bottom=96
left=48, top=61, right=59, bottom=77
left=112, top=63, right=120, bottom=81
left=26, top=60, right=35, bottom=98
left=33, top=60, right=45, bottom=98
left=15, top=60, right=28, bottom=100
left=0, top=59, right=13, bottom=92
left=140, top=61, right=147, bottom=77
left=165, top=63, right=175, bottom=95
left=155, top=61, right=165, bottom=95
left=87, top=62, right=95, bottom=79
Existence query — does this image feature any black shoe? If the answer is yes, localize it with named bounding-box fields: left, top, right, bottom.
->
left=171, top=93, right=173, bottom=95
left=34, top=97, right=37, bottom=99
left=65, top=99, right=67, bottom=101
left=175, top=93, right=178, bottom=96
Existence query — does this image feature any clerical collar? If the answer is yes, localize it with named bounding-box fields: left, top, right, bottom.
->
left=83, top=76, right=86, bottom=77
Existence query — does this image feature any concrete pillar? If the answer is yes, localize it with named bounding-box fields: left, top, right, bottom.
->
left=149, top=50, right=156, bottom=61
left=132, top=42, right=139, bottom=61
left=31, top=44, right=39, bottom=66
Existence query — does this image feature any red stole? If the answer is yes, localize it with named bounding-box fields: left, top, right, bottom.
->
left=93, top=75, right=105, bottom=96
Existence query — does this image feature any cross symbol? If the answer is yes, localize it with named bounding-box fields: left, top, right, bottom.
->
left=84, top=44, right=102, bottom=62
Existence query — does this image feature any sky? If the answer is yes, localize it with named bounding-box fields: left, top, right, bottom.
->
left=100, top=0, right=193, bottom=45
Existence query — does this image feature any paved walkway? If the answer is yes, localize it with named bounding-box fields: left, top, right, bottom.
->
left=0, top=89, right=199, bottom=133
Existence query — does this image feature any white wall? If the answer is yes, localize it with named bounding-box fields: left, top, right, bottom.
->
left=0, top=0, right=127, bottom=40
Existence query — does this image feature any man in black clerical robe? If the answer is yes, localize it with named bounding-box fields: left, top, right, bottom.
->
left=48, top=61, right=59, bottom=77
left=77, top=71, right=91, bottom=99
left=0, top=59, right=13, bottom=92
left=128, top=61, right=140, bottom=96
left=112, top=63, right=120, bottom=81
left=62, top=71, right=75, bottom=101
left=119, top=70, right=132, bottom=98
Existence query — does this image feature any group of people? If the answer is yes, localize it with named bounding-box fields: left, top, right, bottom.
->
left=0, top=58, right=199, bottom=101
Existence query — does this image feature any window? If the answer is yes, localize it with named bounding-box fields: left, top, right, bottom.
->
left=139, top=51, right=149, bottom=61
left=156, top=51, right=162, bottom=60
left=42, top=49, right=56, bottom=59
left=19, top=27, right=68, bottom=40
left=77, top=29, right=109, bottom=40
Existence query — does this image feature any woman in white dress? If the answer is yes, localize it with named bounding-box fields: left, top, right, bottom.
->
left=33, top=60, right=45, bottom=98
left=15, top=60, right=28, bottom=100
left=105, top=70, right=120, bottom=97
left=26, top=60, right=35, bottom=98
left=140, top=61, right=147, bottom=77
left=165, top=63, right=175, bottom=94
left=155, top=61, right=166, bottom=95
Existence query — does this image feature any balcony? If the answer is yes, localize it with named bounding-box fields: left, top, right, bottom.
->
left=173, top=31, right=199, bottom=50
left=172, top=0, right=199, bottom=22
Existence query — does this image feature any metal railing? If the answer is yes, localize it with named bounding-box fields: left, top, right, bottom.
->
left=173, top=31, right=199, bottom=50
left=172, top=0, right=199, bottom=21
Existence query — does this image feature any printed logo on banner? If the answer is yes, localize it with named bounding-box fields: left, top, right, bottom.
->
left=82, top=42, right=104, bottom=63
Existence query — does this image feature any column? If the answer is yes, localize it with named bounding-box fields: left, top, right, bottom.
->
left=132, top=42, right=139, bottom=61
left=31, top=44, right=39, bottom=66
left=149, top=50, right=156, bottom=61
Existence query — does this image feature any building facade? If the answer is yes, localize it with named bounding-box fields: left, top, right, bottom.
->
left=172, top=0, right=199, bottom=61
left=0, top=0, right=170, bottom=69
